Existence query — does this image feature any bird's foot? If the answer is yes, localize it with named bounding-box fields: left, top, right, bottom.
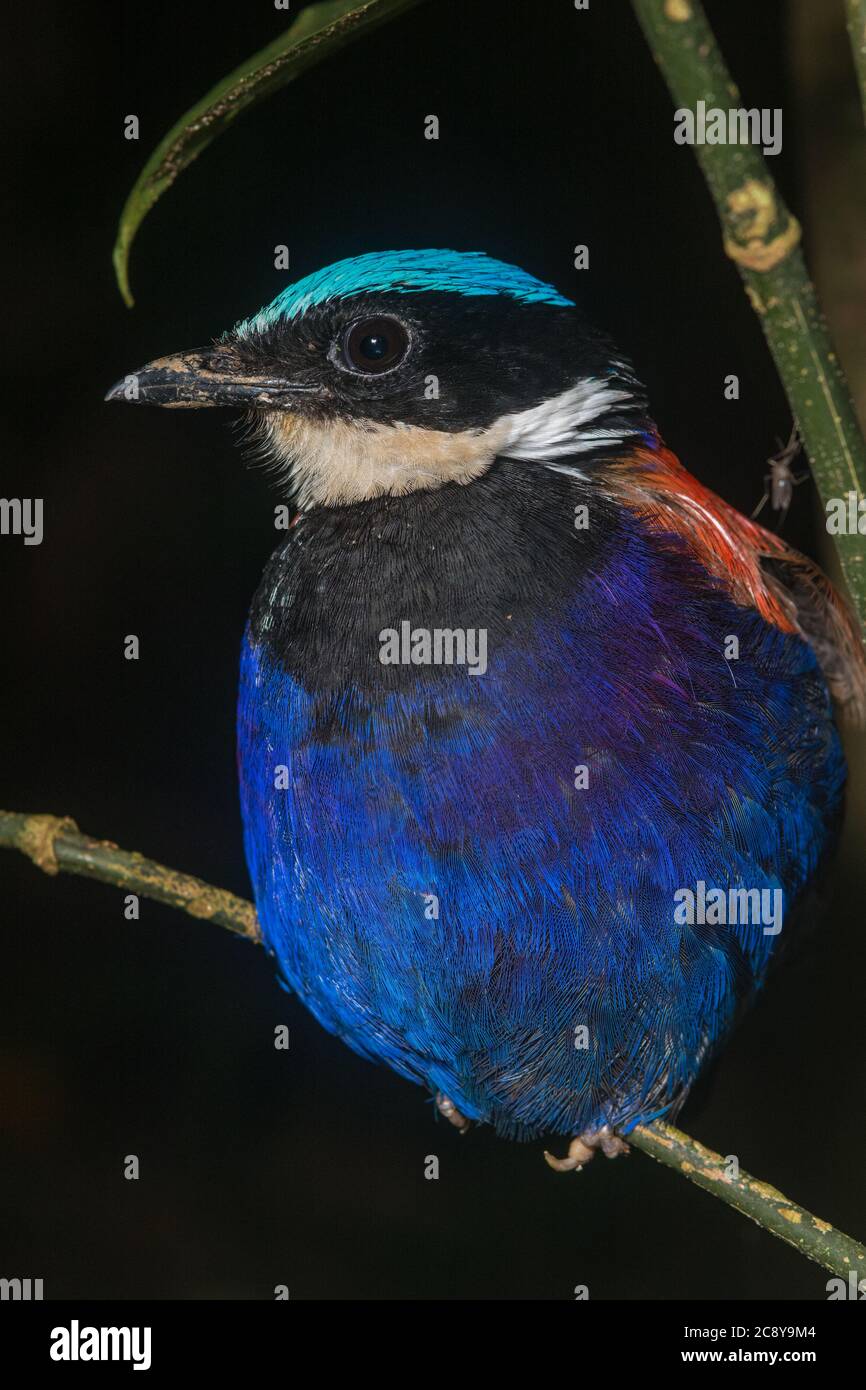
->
left=543, top=1124, right=629, bottom=1172
left=435, top=1092, right=471, bottom=1133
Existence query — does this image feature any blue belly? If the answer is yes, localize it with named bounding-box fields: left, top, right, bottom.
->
left=237, top=536, right=844, bottom=1138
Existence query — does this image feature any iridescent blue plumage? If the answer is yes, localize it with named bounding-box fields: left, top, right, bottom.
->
left=237, top=466, right=845, bottom=1139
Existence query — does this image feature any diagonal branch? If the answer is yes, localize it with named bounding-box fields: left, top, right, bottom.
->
left=3, top=806, right=865, bottom=1283
left=0, top=809, right=259, bottom=941
left=629, top=1121, right=865, bottom=1282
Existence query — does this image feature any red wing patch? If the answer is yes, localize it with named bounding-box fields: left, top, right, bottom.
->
left=606, top=444, right=866, bottom=722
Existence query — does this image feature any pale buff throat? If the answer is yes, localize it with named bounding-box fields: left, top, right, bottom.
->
left=262, top=412, right=509, bottom=508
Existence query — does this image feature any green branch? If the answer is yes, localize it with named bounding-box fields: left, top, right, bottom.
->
left=632, top=0, right=866, bottom=637
left=630, top=1121, right=865, bottom=1282
left=0, top=810, right=259, bottom=942
left=3, top=806, right=865, bottom=1282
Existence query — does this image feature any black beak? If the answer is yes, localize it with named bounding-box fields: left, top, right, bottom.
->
left=105, top=346, right=324, bottom=410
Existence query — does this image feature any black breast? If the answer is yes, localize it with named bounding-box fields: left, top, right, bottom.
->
left=248, top=458, right=623, bottom=695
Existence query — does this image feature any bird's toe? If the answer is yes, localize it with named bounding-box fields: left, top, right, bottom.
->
left=544, top=1125, right=629, bottom=1172
left=435, top=1092, right=471, bottom=1133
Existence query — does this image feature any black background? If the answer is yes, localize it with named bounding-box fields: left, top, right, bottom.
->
left=2, top=0, right=864, bottom=1300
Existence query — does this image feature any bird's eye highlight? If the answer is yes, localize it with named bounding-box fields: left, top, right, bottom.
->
left=343, top=317, right=409, bottom=375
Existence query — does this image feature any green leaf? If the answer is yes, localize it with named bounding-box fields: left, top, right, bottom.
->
left=113, top=0, right=424, bottom=306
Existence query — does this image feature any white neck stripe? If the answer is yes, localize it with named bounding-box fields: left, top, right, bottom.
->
left=497, top=377, right=637, bottom=464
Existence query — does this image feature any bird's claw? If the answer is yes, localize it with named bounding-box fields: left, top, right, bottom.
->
left=544, top=1124, right=629, bottom=1172
left=435, top=1092, right=471, bottom=1133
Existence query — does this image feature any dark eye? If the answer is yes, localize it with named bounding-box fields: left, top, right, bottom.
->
left=343, top=317, right=409, bottom=374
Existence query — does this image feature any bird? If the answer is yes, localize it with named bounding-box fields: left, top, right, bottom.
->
left=107, top=249, right=866, bottom=1168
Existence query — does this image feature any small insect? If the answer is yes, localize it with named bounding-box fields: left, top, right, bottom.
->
left=752, top=428, right=809, bottom=525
